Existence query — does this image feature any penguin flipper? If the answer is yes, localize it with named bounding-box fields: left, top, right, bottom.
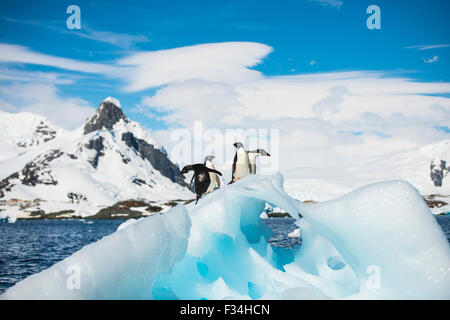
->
left=207, top=168, right=222, bottom=176
left=230, top=152, right=237, bottom=183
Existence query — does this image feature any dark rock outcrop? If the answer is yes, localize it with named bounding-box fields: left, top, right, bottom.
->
left=67, top=192, right=88, bottom=203
left=21, top=149, right=63, bottom=186
left=0, top=172, right=19, bottom=198
left=83, top=101, right=129, bottom=135
left=34, top=121, right=57, bottom=143
left=423, top=194, right=448, bottom=209
left=84, top=136, right=105, bottom=168
left=430, top=160, right=448, bottom=187
left=0, top=149, right=63, bottom=198
left=132, top=178, right=154, bottom=188
left=122, top=132, right=187, bottom=187
left=16, top=121, right=57, bottom=148
left=86, top=199, right=163, bottom=219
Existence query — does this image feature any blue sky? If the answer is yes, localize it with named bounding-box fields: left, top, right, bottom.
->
left=1, top=0, right=448, bottom=74
left=1, top=0, right=449, bottom=113
left=0, top=0, right=449, bottom=168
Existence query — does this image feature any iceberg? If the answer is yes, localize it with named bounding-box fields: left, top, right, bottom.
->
left=2, top=174, right=449, bottom=299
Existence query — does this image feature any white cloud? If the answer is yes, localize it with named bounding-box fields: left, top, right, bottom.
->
left=0, top=68, right=75, bottom=84
left=0, top=43, right=119, bottom=75
left=1, top=40, right=448, bottom=171
left=130, top=43, right=450, bottom=169
left=2, top=16, right=150, bottom=49
left=0, top=83, right=95, bottom=130
left=309, top=0, right=343, bottom=9
left=0, top=98, right=18, bottom=112
left=66, top=26, right=150, bottom=49
left=423, top=55, right=439, bottom=64
left=405, top=44, right=450, bottom=51
left=118, top=42, right=272, bottom=92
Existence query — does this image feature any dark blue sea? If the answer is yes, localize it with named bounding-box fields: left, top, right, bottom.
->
left=0, top=215, right=449, bottom=294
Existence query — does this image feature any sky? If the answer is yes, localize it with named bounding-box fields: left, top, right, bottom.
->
left=0, top=0, right=449, bottom=171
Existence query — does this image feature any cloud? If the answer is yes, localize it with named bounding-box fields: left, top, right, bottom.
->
left=118, top=42, right=272, bottom=92
left=132, top=44, right=450, bottom=169
left=309, top=59, right=319, bottom=66
left=0, top=98, right=18, bottom=112
left=405, top=44, right=450, bottom=51
left=0, top=68, right=75, bottom=84
left=62, top=26, right=151, bottom=49
left=0, top=83, right=95, bottom=130
left=2, top=16, right=150, bottom=49
left=312, top=85, right=348, bottom=117
left=423, top=55, right=439, bottom=64
left=0, top=43, right=119, bottom=74
left=309, top=0, right=343, bottom=9
left=1, top=40, right=448, bottom=171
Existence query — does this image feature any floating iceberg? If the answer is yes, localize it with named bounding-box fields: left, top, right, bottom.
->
left=2, top=174, right=449, bottom=299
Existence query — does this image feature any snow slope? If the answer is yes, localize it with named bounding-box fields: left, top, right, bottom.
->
left=285, top=140, right=450, bottom=205
left=2, top=174, right=449, bottom=299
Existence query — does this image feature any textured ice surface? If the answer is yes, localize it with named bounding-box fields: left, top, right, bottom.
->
left=2, top=174, right=449, bottom=299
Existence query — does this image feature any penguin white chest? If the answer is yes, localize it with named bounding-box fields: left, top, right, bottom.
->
left=234, top=148, right=250, bottom=180
left=248, top=153, right=257, bottom=174
left=205, top=161, right=218, bottom=193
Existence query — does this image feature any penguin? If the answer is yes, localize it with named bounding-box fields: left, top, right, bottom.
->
left=204, top=155, right=221, bottom=193
left=247, top=149, right=271, bottom=174
left=180, top=164, right=222, bottom=204
left=229, top=142, right=251, bottom=184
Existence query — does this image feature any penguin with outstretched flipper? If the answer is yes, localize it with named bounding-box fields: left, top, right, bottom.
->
left=247, top=149, right=271, bottom=174
left=229, top=142, right=251, bottom=184
left=180, top=164, right=222, bottom=204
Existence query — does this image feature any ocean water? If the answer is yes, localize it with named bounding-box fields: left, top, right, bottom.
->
left=0, top=215, right=449, bottom=294
left=0, top=219, right=124, bottom=294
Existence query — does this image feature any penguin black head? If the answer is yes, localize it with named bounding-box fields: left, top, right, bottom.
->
left=180, top=165, right=192, bottom=175
left=257, top=149, right=271, bottom=157
left=233, top=142, right=244, bottom=149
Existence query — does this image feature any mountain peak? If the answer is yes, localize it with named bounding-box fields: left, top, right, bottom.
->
left=83, top=97, right=128, bottom=134
left=103, top=96, right=121, bottom=108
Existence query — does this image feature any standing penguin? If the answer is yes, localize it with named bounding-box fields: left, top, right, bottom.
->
left=229, top=142, right=251, bottom=184
left=180, top=164, right=222, bottom=204
left=204, top=155, right=221, bottom=193
left=247, top=149, right=271, bottom=174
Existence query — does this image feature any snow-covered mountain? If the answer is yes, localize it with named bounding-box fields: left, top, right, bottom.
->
left=285, top=139, right=450, bottom=213
left=0, top=110, right=62, bottom=161
left=0, top=97, right=192, bottom=219
left=1, top=98, right=448, bottom=218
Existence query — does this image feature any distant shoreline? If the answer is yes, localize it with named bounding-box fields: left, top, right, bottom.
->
left=2, top=194, right=448, bottom=221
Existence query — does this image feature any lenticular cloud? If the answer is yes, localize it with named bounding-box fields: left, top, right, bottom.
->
left=2, top=174, right=449, bottom=299
left=118, top=42, right=272, bottom=91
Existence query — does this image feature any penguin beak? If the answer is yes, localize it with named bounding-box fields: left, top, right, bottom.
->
left=233, top=143, right=238, bottom=148
left=267, top=152, right=271, bottom=157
